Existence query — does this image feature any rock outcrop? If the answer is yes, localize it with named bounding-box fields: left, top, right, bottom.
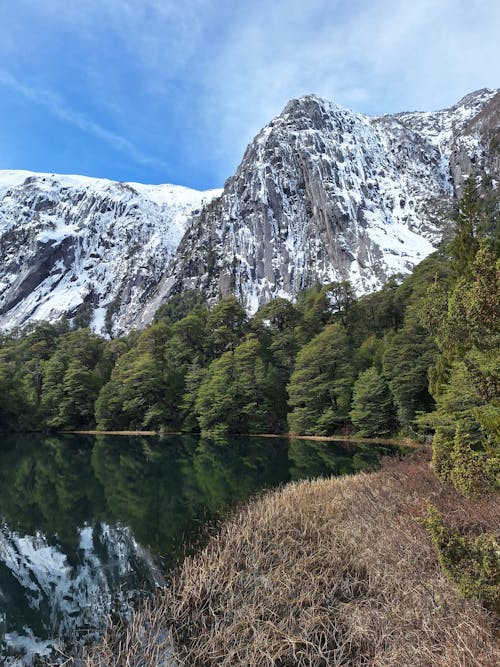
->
left=134, top=89, right=498, bottom=328
left=0, top=89, right=497, bottom=334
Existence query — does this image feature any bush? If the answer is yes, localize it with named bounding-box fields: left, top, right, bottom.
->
left=426, top=504, right=500, bottom=612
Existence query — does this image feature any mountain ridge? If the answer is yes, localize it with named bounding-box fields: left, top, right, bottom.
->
left=133, top=87, right=498, bottom=329
left=0, top=88, right=498, bottom=335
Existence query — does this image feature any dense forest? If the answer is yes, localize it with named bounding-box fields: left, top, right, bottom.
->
left=0, top=179, right=498, bottom=606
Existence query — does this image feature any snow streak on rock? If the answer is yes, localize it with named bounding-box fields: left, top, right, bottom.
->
left=137, top=89, right=497, bottom=323
left=0, top=171, right=220, bottom=335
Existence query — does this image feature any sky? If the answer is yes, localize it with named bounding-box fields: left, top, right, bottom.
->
left=0, top=0, right=498, bottom=190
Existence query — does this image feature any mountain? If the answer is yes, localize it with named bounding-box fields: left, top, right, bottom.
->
left=0, top=171, right=220, bottom=335
left=134, top=88, right=498, bottom=328
left=0, top=89, right=498, bottom=335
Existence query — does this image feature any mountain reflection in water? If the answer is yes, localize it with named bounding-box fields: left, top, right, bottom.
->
left=0, top=433, right=404, bottom=664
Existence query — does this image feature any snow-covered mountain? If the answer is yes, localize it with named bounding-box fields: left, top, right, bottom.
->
left=0, top=171, right=220, bottom=335
left=134, top=88, right=498, bottom=326
left=0, top=520, right=163, bottom=665
left=0, top=88, right=498, bottom=334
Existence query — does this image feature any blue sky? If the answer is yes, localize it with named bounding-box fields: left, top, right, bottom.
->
left=0, top=0, right=498, bottom=190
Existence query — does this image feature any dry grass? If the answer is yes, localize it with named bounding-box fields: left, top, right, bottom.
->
left=79, top=454, right=499, bottom=666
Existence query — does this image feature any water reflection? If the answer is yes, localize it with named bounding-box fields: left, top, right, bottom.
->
left=0, top=433, right=402, bottom=664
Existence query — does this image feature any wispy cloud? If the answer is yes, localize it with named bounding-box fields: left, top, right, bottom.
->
left=192, top=0, right=500, bottom=180
left=0, top=1, right=498, bottom=187
left=0, top=70, right=168, bottom=170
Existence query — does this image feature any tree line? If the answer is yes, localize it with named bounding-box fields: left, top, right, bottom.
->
left=0, top=267, right=438, bottom=438
left=0, top=178, right=498, bottom=607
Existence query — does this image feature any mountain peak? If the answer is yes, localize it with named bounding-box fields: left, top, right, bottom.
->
left=280, top=94, right=351, bottom=126
left=0, top=89, right=497, bottom=334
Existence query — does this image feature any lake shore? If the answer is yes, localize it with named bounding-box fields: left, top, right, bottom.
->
left=81, top=452, right=498, bottom=666
left=66, top=429, right=426, bottom=448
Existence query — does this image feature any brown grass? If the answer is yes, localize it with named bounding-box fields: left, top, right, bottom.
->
left=79, top=454, right=499, bottom=666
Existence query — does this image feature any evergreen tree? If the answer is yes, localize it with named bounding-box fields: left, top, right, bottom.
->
left=288, top=323, right=354, bottom=435
left=350, top=367, right=396, bottom=437
left=383, top=312, right=437, bottom=431
left=195, top=335, right=285, bottom=435
left=448, top=177, right=481, bottom=282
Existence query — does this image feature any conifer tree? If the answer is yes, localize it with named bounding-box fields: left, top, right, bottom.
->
left=350, top=367, right=396, bottom=437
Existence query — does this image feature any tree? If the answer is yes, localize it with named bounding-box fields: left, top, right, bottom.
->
left=350, top=367, right=396, bottom=437
left=205, top=298, right=248, bottom=359
left=57, top=361, right=100, bottom=428
left=425, top=211, right=499, bottom=496
left=288, top=323, right=354, bottom=435
left=383, top=312, right=437, bottom=431
left=448, top=177, right=481, bottom=282
left=95, top=350, right=165, bottom=430
left=195, top=335, right=285, bottom=435
left=41, top=329, right=107, bottom=429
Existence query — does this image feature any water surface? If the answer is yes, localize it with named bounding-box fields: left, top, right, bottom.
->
left=0, top=433, right=403, bottom=664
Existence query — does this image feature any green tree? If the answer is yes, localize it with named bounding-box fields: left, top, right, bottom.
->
left=350, top=367, right=396, bottom=437
left=425, top=214, right=499, bottom=496
left=41, top=329, right=107, bottom=429
left=195, top=335, right=285, bottom=435
left=288, top=323, right=354, bottom=435
left=205, top=297, right=248, bottom=358
left=383, top=313, right=437, bottom=431
left=448, top=177, right=481, bottom=282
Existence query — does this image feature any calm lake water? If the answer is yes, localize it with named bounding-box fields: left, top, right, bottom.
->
left=0, top=433, right=404, bottom=665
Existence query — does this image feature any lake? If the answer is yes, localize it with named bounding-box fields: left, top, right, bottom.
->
left=0, top=433, right=404, bottom=665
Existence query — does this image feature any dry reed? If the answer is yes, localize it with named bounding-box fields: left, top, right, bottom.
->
left=79, top=453, right=499, bottom=666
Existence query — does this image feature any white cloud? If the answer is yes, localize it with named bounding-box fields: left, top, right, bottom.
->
left=0, top=0, right=498, bottom=186
left=187, top=0, right=499, bottom=180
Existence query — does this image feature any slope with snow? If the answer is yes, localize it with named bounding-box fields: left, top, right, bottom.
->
left=0, top=171, right=220, bottom=335
left=134, top=89, right=497, bottom=325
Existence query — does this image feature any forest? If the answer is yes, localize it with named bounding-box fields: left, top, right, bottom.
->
left=0, top=179, right=498, bottom=608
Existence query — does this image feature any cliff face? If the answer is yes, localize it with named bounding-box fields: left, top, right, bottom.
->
left=0, top=171, right=220, bottom=335
left=134, top=89, right=498, bottom=328
left=0, top=89, right=498, bottom=335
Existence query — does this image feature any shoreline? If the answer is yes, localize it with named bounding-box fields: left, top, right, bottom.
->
left=80, top=454, right=498, bottom=666
left=64, top=429, right=427, bottom=448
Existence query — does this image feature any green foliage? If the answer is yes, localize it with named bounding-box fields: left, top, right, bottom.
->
left=41, top=329, right=107, bottom=429
left=350, top=367, right=396, bottom=437
left=154, top=289, right=206, bottom=325
left=288, top=323, right=353, bottom=435
left=205, top=297, right=248, bottom=358
left=448, top=425, right=499, bottom=497
left=294, top=283, right=335, bottom=344
left=195, top=335, right=285, bottom=435
left=95, top=348, right=166, bottom=430
left=448, top=177, right=481, bottom=282
left=426, top=229, right=499, bottom=496
left=383, top=313, right=437, bottom=431
left=426, top=504, right=499, bottom=612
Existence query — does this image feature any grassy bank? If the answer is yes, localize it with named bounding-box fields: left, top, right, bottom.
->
left=81, top=454, right=498, bottom=666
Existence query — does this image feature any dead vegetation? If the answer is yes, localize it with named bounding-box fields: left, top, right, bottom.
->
left=80, top=453, right=499, bottom=666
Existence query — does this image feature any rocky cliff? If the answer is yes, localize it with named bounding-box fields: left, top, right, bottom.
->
left=0, top=171, right=220, bottom=335
left=0, top=88, right=497, bottom=335
left=135, top=88, right=498, bottom=328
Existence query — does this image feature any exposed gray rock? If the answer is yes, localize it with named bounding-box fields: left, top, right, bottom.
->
left=0, top=172, right=220, bottom=335
left=134, top=88, right=498, bottom=328
left=0, top=89, right=498, bottom=335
